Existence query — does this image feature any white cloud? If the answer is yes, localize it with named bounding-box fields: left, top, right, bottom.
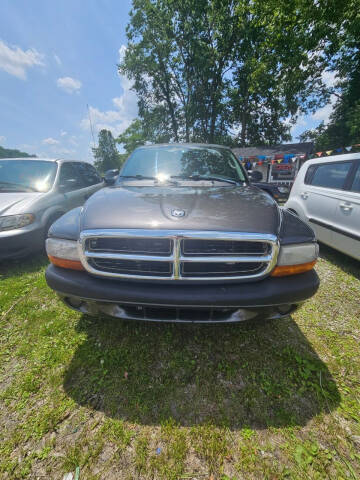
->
left=0, top=40, right=44, bottom=80
left=322, top=70, right=337, bottom=88
left=20, top=143, right=36, bottom=150
left=80, top=71, right=138, bottom=138
left=69, top=135, right=78, bottom=146
left=289, top=113, right=308, bottom=138
left=38, top=147, right=75, bottom=158
left=0, top=135, right=6, bottom=143
left=42, top=137, right=59, bottom=145
left=54, top=53, right=62, bottom=66
left=118, top=44, right=127, bottom=64
left=53, top=147, right=75, bottom=156
left=60, top=130, right=67, bottom=136
left=57, top=76, right=82, bottom=94
left=312, top=94, right=337, bottom=124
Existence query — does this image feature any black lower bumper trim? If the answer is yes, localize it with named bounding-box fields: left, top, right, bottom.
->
left=60, top=296, right=299, bottom=323
left=45, top=264, right=319, bottom=308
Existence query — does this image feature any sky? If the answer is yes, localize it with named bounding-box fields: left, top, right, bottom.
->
left=0, top=1, right=336, bottom=162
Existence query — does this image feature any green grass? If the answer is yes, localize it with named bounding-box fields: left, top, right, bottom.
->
left=0, top=246, right=359, bottom=479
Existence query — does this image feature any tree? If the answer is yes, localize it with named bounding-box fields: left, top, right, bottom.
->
left=300, top=69, right=360, bottom=150
left=92, top=129, right=123, bottom=173
left=297, top=0, right=360, bottom=149
left=119, top=0, right=241, bottom=144
left=119, top=0, right=339, bottom=146
left=0, top=145, right=36, bottom=159
left=116, top=119, right=147, bottom=155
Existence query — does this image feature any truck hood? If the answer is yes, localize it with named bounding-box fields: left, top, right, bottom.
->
left=81, top=185, right=280, bottom=235
left=0, top=192, right=43, bottom=216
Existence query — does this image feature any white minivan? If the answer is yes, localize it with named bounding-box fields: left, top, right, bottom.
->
left=285, top=153, right=360, bottom=261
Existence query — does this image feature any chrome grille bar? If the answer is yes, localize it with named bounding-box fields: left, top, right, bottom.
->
left=79, top=229, right=279, bottom=281
left=179, top=254, right=272, bottom=263
left=85, top=251, right=174, bottom=262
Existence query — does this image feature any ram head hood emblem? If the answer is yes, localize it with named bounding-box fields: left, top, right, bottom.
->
left=171, top=209, right=186, bottom=217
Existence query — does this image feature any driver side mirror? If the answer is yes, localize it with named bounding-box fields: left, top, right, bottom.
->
left=249, top=170, right=263, bottom=182
left=104, top=169, right=119, bottom=185
left=58, top=178, right=78, bottom=192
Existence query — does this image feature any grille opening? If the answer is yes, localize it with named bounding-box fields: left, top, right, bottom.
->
left=146, top=307, right=178, bottom=320
left=181, top=261, right=265, bottom=277
left=87, top=237, right=172, bottom=256
left=90, top=258, right=173, bottom=277
left=121, top=305, right=145, bottom=318
left=178, top=308, right=213, bottom=321
left=182, top=239, right=269, bottom=256
left=120, top=305, right=239, bottom=322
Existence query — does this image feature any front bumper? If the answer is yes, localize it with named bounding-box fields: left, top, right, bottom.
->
left=45, top=265, right=320, bottom=323
left=0, top=227, right=44, bottom=261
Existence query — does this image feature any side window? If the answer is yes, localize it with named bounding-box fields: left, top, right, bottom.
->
left=309, top=162, right=352, bottom=189
left=73, top=162, right=102, bottom=186
left=84, top=163, right=102, bottom=185
left=304, top=165, right=316, bottom=184
left=58, top=163, right=82, bottom=191
left=350, top=164, right=360, bottom=193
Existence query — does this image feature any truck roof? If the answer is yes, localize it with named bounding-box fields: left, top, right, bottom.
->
left=135, top=143, right=232, bottom=150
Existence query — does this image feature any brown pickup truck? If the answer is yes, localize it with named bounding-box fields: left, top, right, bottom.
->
left=45, top=143, right=319, bottom=323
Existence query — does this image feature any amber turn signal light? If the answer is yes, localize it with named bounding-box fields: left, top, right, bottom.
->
left=48, top=255, right=85, bottom=271
left=271, top=260, right=317, bottom=277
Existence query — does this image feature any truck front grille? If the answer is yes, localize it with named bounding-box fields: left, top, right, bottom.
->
left=182, top=239, right=269, bottom=256
left=88, top=237, right=172, bottom=256
left=181, top=261, right=265, bottom=278
left=89, top=258, right=173, bottom=277
left=79, top=229, right=279, bottom=282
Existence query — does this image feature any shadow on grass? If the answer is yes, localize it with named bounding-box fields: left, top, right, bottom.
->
left=0, top=251, right=49, bottom=279
left=319, top=243, right=360, bottom=280
left=64, top=314, right=340, bottom=429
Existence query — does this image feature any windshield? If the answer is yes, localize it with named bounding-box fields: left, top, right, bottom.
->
left=118, top=145, right=247, bottom=184
left=0, top=160, right=58, bottom=193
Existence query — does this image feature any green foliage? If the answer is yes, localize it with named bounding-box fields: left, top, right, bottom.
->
left=118, top=0, right=346, bottom=147
left=1, top=248, right=360, bottom=478
left=92, top=129, right=123, bottom=173
left=0, top=145, right=36, bottom=159
left=191, top=424, right=228, bottom=475
left=116, top=119, right=147, bottom=154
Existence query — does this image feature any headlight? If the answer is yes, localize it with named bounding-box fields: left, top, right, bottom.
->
left=46, top=237, right=84, bottom=270
left=277, top=186, right=289, bottom=193
left=0, top=214, right=35, bottom=232
left=271, top=243, right=319, bottom=277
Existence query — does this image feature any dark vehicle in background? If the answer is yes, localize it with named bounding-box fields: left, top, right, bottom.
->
left=248, top=170, right=290, bottom=202
left=0, top=158, right=103, bottom=260
left=252, top=181, right=290, bottom=202
left=45, top=143, right=319, bottom=324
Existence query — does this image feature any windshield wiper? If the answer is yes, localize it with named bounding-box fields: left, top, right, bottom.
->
left=170, top=175, right=239, bottom=185
left=0, top=181, right=36, bottom=192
